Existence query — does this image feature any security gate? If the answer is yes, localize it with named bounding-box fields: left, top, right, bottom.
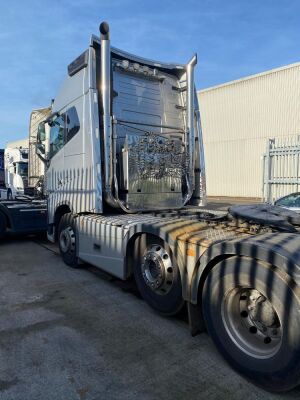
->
left=262, top=136, right=300, bottom=202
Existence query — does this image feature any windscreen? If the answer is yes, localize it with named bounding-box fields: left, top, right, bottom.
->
left=16, top=162, right=28, bottom=177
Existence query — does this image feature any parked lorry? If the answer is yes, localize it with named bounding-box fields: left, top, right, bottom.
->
left=34, top=22, right=300, bottom=391
left=0, top=198, right=47, bottom=238
left=26, top=107, right=52, bottom=197
left=0, top=139, right=29, bottom=200
left=0, top=112, right=50, bottom=236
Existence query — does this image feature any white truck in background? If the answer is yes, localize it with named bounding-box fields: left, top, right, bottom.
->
left=27, top=107, right=52, bottom=197
left=0, top=111, right=50, bottom=235
left=34, top=22, right=300, bottom=391
left=0, top=139, right=29, bottom=200
left=0, top=107, right=51, bottom=201
left=0, top=107, right=51, bottom=238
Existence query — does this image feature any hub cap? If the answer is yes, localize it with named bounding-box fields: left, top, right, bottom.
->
left=59, top=227, right=76, bottom=254
left=222, top=288, right=282, bottom=359
left=141, top=244, right=174, bottom=295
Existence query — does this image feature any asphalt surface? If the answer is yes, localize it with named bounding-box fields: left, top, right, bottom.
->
left=0, top=212, right=300, bottom=399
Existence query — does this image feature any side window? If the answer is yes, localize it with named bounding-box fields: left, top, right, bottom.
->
left=49, top=114, right=65, bottom=158
left=66, top=107, right=80, bottom=143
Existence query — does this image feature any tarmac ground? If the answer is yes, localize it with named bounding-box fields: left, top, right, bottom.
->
left=0, top=199, right=299, bottom=400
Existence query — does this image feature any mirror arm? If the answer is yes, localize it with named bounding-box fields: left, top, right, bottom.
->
left=36, top=152, right=47, bottom=163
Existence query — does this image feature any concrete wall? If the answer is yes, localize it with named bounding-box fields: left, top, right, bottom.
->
left=198, top=62, right=300, bottom=198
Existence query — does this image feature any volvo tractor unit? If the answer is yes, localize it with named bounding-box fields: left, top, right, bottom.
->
left=36, top=22, right=300, bottom=391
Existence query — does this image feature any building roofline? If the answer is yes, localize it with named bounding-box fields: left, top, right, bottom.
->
left=198, top=61, right=300, bottom=94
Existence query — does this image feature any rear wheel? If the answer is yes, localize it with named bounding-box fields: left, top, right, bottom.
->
left=133, top=234, right=184, bottom=316
left=58, top=213, right=79, bottom=268
left=202, top=256, right=300, bottom=392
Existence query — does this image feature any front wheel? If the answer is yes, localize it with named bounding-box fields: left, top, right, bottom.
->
left=133, top=234, right=184, bottom=316
left=58, top=213, right=79, bottom=268
left=202, top=256, right=300, bottom=392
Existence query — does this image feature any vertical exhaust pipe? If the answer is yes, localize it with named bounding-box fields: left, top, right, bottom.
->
left=193, top=92, right=207, bottom=206
left=185, top=54, right=197, bottom=202
left=100, top=21, right=115, bottom=206
left=99, top=21, right=134, bottom=212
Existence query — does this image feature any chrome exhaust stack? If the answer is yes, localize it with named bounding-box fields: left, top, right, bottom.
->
left=193, top=92, right=207, bottom=206
left=99, top=21, right=117, bottom=207
left=185, top=54, right=197, bottom=203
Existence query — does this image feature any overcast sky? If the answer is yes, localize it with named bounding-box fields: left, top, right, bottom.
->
left=0, top=0, right=300, bottom=147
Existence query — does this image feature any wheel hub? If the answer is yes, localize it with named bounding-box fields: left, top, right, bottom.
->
left=141, top=244, right=174, bottom=295
left=248, top=292, right=277, bottom=327
left=222, top=288, right=282, bottom=358
left=59, top=227, right=75, bottom=254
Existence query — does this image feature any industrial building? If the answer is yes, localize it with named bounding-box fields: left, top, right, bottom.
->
left=198, top=62, right=300, bottom=199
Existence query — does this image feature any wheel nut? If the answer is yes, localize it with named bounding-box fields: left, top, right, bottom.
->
left=249, top=326, right=257, bottom=334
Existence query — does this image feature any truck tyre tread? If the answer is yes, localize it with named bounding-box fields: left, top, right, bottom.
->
left=58, top=213, right=80, bottom=268
left=202, top=256, right=300, bottom=392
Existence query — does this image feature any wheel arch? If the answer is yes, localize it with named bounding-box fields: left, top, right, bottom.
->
left=53, top=203, right=73, bottom=241
left=191, top=233, right=300, bottom=305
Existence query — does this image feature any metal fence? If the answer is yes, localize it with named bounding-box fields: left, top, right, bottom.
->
left=262, top=135, right=300, bottom=202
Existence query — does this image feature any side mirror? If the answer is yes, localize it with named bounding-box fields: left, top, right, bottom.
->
left=36, top=142, right=45, bottom=155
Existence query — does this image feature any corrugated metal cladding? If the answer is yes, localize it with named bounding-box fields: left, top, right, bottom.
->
left=198, top=62, right=300, bottom=198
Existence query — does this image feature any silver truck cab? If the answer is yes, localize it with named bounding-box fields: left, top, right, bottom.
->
left=40, top=24, right=205, bottom=232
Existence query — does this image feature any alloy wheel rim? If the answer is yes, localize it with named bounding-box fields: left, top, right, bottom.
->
left=59, top=227, right=76, bottom=254
left=141, top=244, right=174, bottom=295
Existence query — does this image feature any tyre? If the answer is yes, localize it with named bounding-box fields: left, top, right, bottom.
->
left=58, top=213, right=79, bottom=268
left=0, top=212, right=6, bottom=238
left=202, top=256, right=300, bottom=392
left=133, top=234, right=184, bottom=316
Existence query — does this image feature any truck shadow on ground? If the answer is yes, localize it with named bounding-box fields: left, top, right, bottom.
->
left=2, top=233, right=300, bottom=397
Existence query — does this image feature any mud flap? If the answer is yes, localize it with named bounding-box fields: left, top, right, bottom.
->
left=187, top=302, right=205, bottom=336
